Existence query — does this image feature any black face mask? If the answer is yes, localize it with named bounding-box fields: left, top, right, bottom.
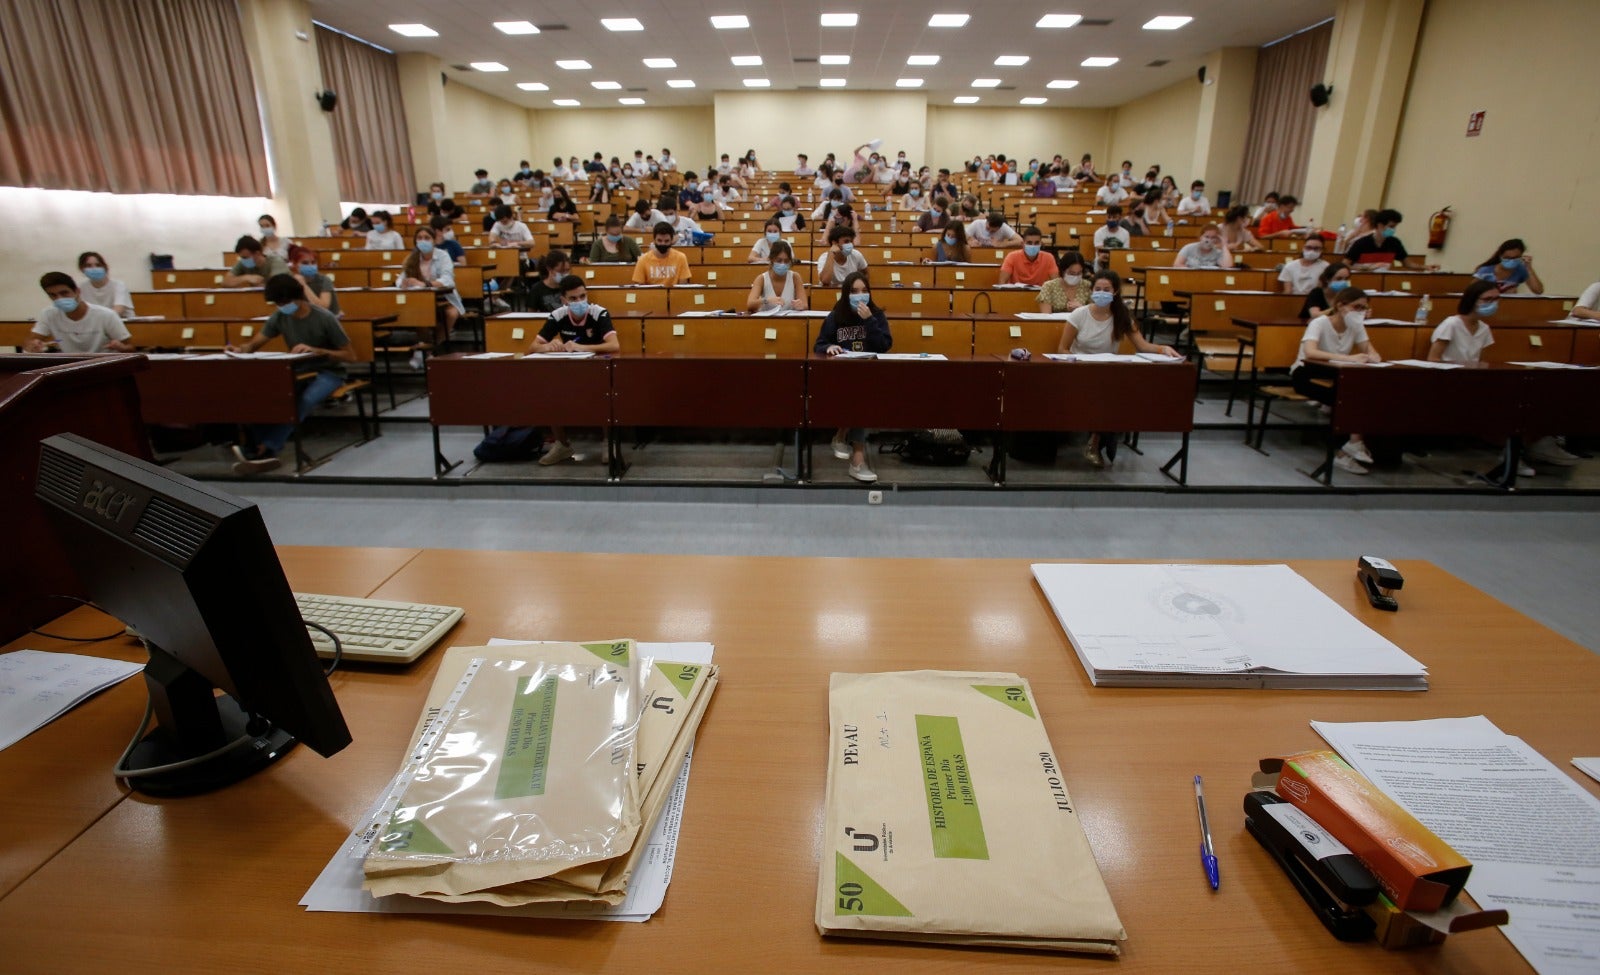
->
left=655, top=243, right=672, bottom=255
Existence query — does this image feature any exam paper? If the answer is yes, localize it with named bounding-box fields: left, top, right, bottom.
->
left=1314, top=716, right=1600, bottom=974
left=464, top=352, right=514, bottom=359
left=1015, top=312, right=1072, bottom=320
left=875, top=353, right=947, bottom=361
left=0, top=650, right=143, bottom=752
left=1391, top=359, right=1462, bottom=369
left=1574, top=759, right=1600, bottom=785
left=1511, top=361, right=1594, bottom=370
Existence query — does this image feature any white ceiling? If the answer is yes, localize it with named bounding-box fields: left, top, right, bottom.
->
left=309, top=0, right=1334, bottom=110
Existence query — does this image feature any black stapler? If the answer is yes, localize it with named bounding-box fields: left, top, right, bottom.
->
left=1357, top=556, right=1403, bottom=611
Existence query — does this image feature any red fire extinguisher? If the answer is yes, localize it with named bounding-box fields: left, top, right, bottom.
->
left=1427, top=206, right=1452, bottom=250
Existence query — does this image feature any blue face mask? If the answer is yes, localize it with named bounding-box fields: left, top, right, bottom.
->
left=276, top=302, right=299, bottom=316
left=430, top=191, right=443, bottom=201
left=567, top=299, right=589, bottom=319
left=766, top=232, right=780, bottom=243
left=1381, top=227, right=1396, bottom=239
left=297, top=263, right=317, bottom=276
left=1090, top=291, right=1115, bottom=307
left=83, top=266, right=107, bottom=282
left=849, top=292, right=870, bottom=307
left=1500, top=258, right=1522, bottom=270
left=1191, top=190, right=1203, bottom=199
left=1329, top=279, right=1350, bottom=292
left=910, top=189, right=921, bottom=197
left=840, top=242, right=854, bottom=255
left=1476, top=300, right=1499, bottom=317
left=418, top=240, right=434, bottom=254
left=1024, top=244, right=1041, bottom=258
left=605, top=233, right=622, bottom=243
left=239, top=256, right=257, bottom=269
left=944, top=234, right=957, bottom=246
left=53, top=296, right=79, bottom=313
left=772, top=262, right=790, bottom=275
left=259, top=226, right=275, bottom=237
left=373, top=223, right=387, bottom=233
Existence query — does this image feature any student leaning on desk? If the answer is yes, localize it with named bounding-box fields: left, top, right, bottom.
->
left=525, top=276, right=619, bottom=468
left=25, top=272, right=135, bottom=353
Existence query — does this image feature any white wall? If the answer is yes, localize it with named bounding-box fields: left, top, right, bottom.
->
left=925, top=107, right=1111, bottom=174
left=712, top=92, right=930, bottom=172
left=1107, top=80, right=1203, bottom=184
left=439, top=82, right=536, bottom=192
left=529, top=107, right=715, bottom=174
left=0, top=188, right=279, bottom=319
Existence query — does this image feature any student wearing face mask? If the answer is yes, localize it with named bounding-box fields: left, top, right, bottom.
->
left=814, top=188, right=847, bottom=222
left=747, top=242, right=809, bottom=313
left=226, top=274, right=354, bottom=475
left=527, top=250, right=573, bottom=312
left=256, top=215, right=291, bottom=260
left=658, top=148, right=676, bottom=172
left=1095, top=177, right=1128, bottom=207
left=1257, top=195, right=1309, bottom=239
left=1174, top=224, right=1235, bottom=269
left=400, top=227, right=463, bottom=355
left=552, top=158, right=571, bottom=181
left=917, top=194, right=953, bottom=233
left=890, top=164, right=914, bottom=197
left=999, top=227, right=1060, bottom=286
left=795, top=153, right=815, bottom=177
left=968, top=211, right=1022, bottom=250
left=490, top=205, right=535, bottom=251
left=1472, top=239, right=1544, bottom=294
left=287, top=246, right=339, bottom=315
left=525, top=281, right=618, bottom=462
left=1176, top=180, right=1211, bottom=218
left=1429, top=280, right=1499, bottom=364
left=1092, top=206, right=1129, bottom=262
left=423, top=182, right=448, bottom=214
left=1118, top=161, right=1135, bottom=187
left=1343, top=209, right=1409, bottom=268
left=224, top=236, right=288, bottom=287
left=1158, top=176, right=1181, bottom=209
left=1279, top=239, right=1328, bottom=295
left=1298, top=261, right=1351, bottom=320
left=339, top=207, right=373, bottom=236
left=747, top=219, right=787, bottom=263
left=898, top=183, right=930, bottom=213
left=1219, top=205, right=1259, bottom=252
left=1072, top=155, right=1097, bottom=181
left=74, top=252, right=134, bottom=318
left=816, top=271, right=893, bottom=482
left=547, top=186, right=579, bottom=223
left=365, top=211, right=403, bottom=250
left=1290, top=286, right=1381, bottom=474
left=427, top=216, right=465, bottom=265
left=25, top=272, right=134, bottom=353
left=818, top=226, right=868, bottom=286
left=469, top=169, right=494, bottom=195
left=633, top=224, right=693, bottom=286
left=1128, top=190, right=1168, bottom=236
left=931, top=221, right=970, bottom=264
left=774, top=196, right=807, bottom=233
left=1038, top=252, right=1092, bottom=313
left=589, top=216, right=642, bottom=264
left=496, top=181, right=518, bottom=206
left=1134, top=169, right=1161, bottom=196
left=657, top=201, right=703, bottom=240
left=826, top=203, right=858, bottom=235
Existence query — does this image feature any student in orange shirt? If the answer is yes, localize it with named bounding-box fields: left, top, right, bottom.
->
left=998, top=227, right=1060, bottom=285
left=1257, top=195, right=1308, bottom=238
left=631, top=223, right=693, bottom=286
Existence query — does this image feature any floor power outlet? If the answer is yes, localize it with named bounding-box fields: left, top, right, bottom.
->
left=867, top=490, right=884, bottom=504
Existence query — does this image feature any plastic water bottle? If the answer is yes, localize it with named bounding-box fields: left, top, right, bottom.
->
left=891, top=212, right=898, bottom=233
left=1164, top=219, right=1173, bottom=238
left=1415, top=293, right=1431, bottom=325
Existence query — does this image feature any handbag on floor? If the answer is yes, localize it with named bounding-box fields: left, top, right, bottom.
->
left=473, top=426, right=544, bottom=462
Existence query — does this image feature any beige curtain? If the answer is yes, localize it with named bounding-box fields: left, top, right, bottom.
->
left=1237, top=21, right=1333, bottom=205
left=0, top=0, right=270, bottom=195
left=316, top=26, right=415, bottom=203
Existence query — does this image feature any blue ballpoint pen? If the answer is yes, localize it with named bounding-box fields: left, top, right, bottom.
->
left=1195, top=774, right=1220, bottom=890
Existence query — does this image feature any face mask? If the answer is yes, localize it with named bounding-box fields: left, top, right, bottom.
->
left=53, top=296, right=79, bottom=313
left=520, top=167, right=532, bottom=175
left=276, top=302, right=299, bottom=316
left=840, top=242, right=854, bottom=255
left=910, top=189, right=921, bottom=197
left=1381, top=227, right=1396, bottom=239
left=772, top=262, right=790, bottom=275
left=297, top=263, right=317, bottom=276
left=1106, top=220, right=1118, bottom=229
left=1090, top=291, right=1115, bottom=308
left=1304, top=250, right=1323, bottom=261
left=1064, top=274, right=1083, bottom=286
left=83, top=266, right=107, bottom=282
left=655, top=243, right=672, bottom=255
left=500, top=186, right=511, bottom=194
left=567, top=299, right=589, bottom=318
left=782, top=208, right=794, bottom=216
left=1500, top=258, right=1522, bottom=270
left=1191, top=190, right=1203, bottom=200
left=1328, top=279, right=1350, bottom=292
left=1344, top=310, right=1368, bottom=328
left=1476, top=300, right=1499, bottom=317
left=259, top=226, right=275, bottom=237
left=944, top=234, right=957, bottom=246
left=766, top=232, right=780, bottom=243
left=373, top=223, right=387, bottom=232
left=605, top=233, right=622, bottom=243
left=1024, top=244, right=1041, bottom=258
left=430, top=192, right=442, bottom=201
left=418, top=240, right=434, bottom=254
left=849, top=293, right=870, bottom=307
left=239, top=256, right=257, bottom=269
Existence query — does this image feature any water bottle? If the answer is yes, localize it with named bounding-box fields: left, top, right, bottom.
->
left=891, top=213, right=898, bottom=233
left=1414, top=293, right=1431, bottom=326
left=1164, top=219, right=1173, bottom=238
left=1335, top=223, right=1348, bottom=253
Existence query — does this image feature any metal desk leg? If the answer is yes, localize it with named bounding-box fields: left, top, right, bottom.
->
left=1308, top=436, right=1336, bottom=486
left=1159, top=431, right=1189, bottom=485
left=986, top=433, right=1008, bottom=484
left=432, top=424, right=461, bottom=477
left=1225, top=338, right=1248, bottom=417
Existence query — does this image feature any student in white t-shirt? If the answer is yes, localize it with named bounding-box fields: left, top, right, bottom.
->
left=1278, top=240, right=1328, bottom=295
left=1428, top=280, right=1498, bottom=364
left=489, top=204, right=535, bottom=250
left=747, top=219, right=786, bottom=263
left=967, top=212, right=1022, bottom=249
left=1176, top=180, right=1211, bottom=218
left=364, top=210, right=403, bottom=250
left=25, top=272, right=134, bottom=353
left=75, top=252, right=135, bottom=318
left=1290, top=286, right=1380, bottom=474
left=624, top=199, right=667, bottom=231
left=1095, top=178, right=1128, bottom=207
left=1175, top=224, right=1234, bottom=269
left=1574, top=280, right=1600, bottom=322
left=658, top=149, right=676, bottom=172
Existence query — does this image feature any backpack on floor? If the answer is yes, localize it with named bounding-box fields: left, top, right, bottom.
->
left=887, top=429, right=972, bottom=466
left=473, top=426, right=543, bottom=462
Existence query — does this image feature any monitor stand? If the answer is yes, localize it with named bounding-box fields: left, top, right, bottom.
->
left=122, top=645, right=298, bottom=797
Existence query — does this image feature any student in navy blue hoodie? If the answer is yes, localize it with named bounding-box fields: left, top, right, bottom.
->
left=815, top=270, right=893, bottom=482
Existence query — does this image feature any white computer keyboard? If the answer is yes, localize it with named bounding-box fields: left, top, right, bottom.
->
left=294, top=592, right=464, bottom=664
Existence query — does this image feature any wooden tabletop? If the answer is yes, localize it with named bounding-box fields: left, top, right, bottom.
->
left=3, top=550, right=1596, bottom=973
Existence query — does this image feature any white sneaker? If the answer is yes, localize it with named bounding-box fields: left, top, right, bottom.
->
left=538, top=441, right=574, bottom=466
left=847, top=462, right=878, bottom=483
left=1517, top=460, right=1536, bottom=478
left=1082, top=435, right=1104, bottom=469
left=1525, top=437, right=1579, bottom=467
left=230, top=444, right=249, bottom=465
left=409, top=349, right=425, bottom=371
left=831, top=435, right=850, bottom=460
left=1333, top=452, right=1369, bottom=475
left=1341, top=438, right=1373, bottom=465
left=231, top=455, right=282, bottom=476
left=489, top=297, right=512, bottom=313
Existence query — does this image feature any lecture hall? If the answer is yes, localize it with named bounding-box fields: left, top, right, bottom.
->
left=3, top=0, right=1599, bottom=972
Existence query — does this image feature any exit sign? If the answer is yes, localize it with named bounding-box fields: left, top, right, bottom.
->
left=1466, top=110, right=1486, bottom=137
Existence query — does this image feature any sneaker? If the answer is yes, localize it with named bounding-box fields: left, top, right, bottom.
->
left=1517, top=460, right=1536, bottom=478
left=1525, top=437, right=1579, bottom=467
left=831, top=434, right=850, bottom=461
left=230, top=444, right=249, bottom=465
left=231, top=456, right=282, bottom=476
left=1341, top=438, right=1373, bottom=465
left=538, top=441, right=574, bottom=466
left=847, top=462, right=878, bottom=483
left=1333, top=452, right=1369, bottom=475
left=1082, top=435, right=1104, bottom=469
left=409, top=349, right=425, bottom=371
left=489, top=297, right=512, bottom=313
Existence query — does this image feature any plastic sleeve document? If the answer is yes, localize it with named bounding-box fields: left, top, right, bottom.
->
left=1030, top=563, right=1428, bottom=689
left=1314, top=716, right=1600, bottom=974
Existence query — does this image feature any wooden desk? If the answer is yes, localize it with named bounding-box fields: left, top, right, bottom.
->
left=2, top=552, right=1593, bottom=974
left=807, top=355, right=1005, bottom=431
left=425, top=354, right=613, bottom=475
left=612, top=353, right=807, bottom=432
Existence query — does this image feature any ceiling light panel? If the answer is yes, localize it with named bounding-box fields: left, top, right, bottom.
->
left=1020, top=97, right=1047, bottom=105
left=994, top=55, right=1029, bottom=66
left=1035, top=14, right=1082, bottom=28
left=820, top=13, right=859, bottom=26
left=643, top=58, right=677, bottom=68
left=619, top=98, right=645, bottom=105
left=517, top=82, right=549, bottom=91
left=602, top=18, right=643, bottom=31
left=592, top=81, right=622, bottom=89
left=907, top=55, right=940, bottom=65
left=493, top=21, right=539, bottom=35
left=896, top=78, right=923, bottom=88
left=389, top=24, right=436, bottom=37
left=1081, top=56, right=1119, bottom=67
left=819, top=78, right=847, bottom=87
left=743, top=78, right=771, bottom=87
left=1046, top=79, right=1079, bottom=88
left=819, top=54, right=851, bottom=65
left=953, top=96, right=979, bottom=103
left=971, top=78, right=1001, bottom=87
left=1143, top=16, right=1193, bottom=30
left=928, top=14, right=970, bottom=27
left=731, top=55, right=763, bottom=66
left=710, top=15, right=749, bottom=29
left=553, top=99, right=580, bottom=106
left=667, top=79, right=696, bottom=88
left=557, top=59, right=592, bottom=70
left=470, top=62, right=508, bottom=72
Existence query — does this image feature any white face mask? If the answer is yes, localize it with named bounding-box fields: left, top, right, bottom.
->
left=1344, top=310, right=1368, bottom=328
left=1304, top=250, right=1323, bottom=262
left=1063, top=274, right=1082, bottom=286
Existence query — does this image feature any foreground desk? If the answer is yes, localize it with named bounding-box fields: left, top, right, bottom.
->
left=3, top=551, right=1596, bottom=973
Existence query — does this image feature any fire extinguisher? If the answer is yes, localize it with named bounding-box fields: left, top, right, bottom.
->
left=1427, top=206, right=1452, bottom=250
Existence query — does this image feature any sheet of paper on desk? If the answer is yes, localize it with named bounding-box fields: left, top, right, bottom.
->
left=301, top=640, right=713, bottom=922
left=1391, top=358, right=1461, bottom=369
left=1550, top=317, right=1596, bottom=326
left=524, top=351, right=595, bottom=359
left=832, top=350, right=877, bottom=359
left=142, top=353, right=193, bottom=360
left=1574, top=758, right=1600, bottom=784
left=1512, top=361, right=1594, bottom=369
left=490, top=313, right=544, bottom=319
left=1015, top=312, right=1072, bottom=320
left=464, top=352, right=514, bottom=359
left=1313, top=716, right=1600, bottom=975
left=124, top=315, right=167, bottom=321
left=876, top=352, right=947, bottom=360
left=0, top=650, right=143, bottom=752
left=1030, top=563, right=1428, bottom=689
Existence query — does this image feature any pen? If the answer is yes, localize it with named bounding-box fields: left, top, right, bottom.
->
left=1195, top=774, right=1220, bottom=890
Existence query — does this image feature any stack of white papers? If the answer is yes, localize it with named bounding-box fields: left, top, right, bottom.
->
left=463, top=352, right=514, bottom=359
left=523, top=351, right=595, bottom=359
left=876, top=352, right=947, bottom=360
left=0, top=650, right=143, bottom=752
left=1511, top=361, right=1594, bottom=369
left=1391, top=358, right=1461, bottom=369
left=1031, top=563, right=1428, bottom=689
left=1043, top=352, right=1183, bottom=363
left=1015, top=312, right=1072, bottom=320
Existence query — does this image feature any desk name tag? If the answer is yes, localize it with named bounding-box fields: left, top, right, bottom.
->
left=1009, top=325, right=1022, bottom=338
left=764, top=328, right=778, bottom=340
left=212, top=274, right=222, bottom=284
left=166, top=273, right=176, bottom=283
left=1529, top=335, right=1542, bottom=347
left=956, top=272, right=966, bottom=281
left=395, top=294, right=406, bottom=304
left=511, top=328, right=525, bottom=340
left=707, top=271, right=718, bottom=281
left=1214, top=300, right=1227, bottom=311
left=892, top=272, right=902, bottom=282
left=694, top=294, right=706, bottom=305
left=204, top=295, right=214, bottom=305
left=181, top=327, right=195, bottom=339
left=626, top=293, right=636, bottom=303
left=673, top=323, right=686, bottom=336
left=912, top=293, right=923, bottom=304
left=1401, top=282, right=1412, bottom=291
left=921, top=325, right=934, bottom=337
left=241, top=325, right=253, bottom=337
left=1160, top=275, right=1170, bottom=284
left=1225, top=275, right=1236, bottom=286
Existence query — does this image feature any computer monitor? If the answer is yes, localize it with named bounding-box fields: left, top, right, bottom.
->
left=33, top=433, right=351, bottom=796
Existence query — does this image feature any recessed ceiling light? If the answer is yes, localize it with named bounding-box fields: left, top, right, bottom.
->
left=1035, top=14, right=1082, bottom=28
left=953, top=95, right=979, bottom=103
left=1082, top=56, right=1119, bottom=67
left=643, top=58, right=677, bottom=68
left=896, top=78, right=923, bottom=88
left=710, top=14, right=750, bottom=29
left=470, top=62, right=508, bottom=72
left=819, top=78, right=847, bottom=87
left=667, top=79, right=696, bottom=88
left=494, top=21, right=539, bottom=35
left=388, top=23, right=437, bottom=37
left=602, top=18, right=644, bottom=31
left=907, top=54, right=940, bottom=66
left=619, top=97, right=646, bottom=105
left=820, top=13, right=858, bottom=26
left=517, top=82, right=550, bottom=91
left=994, top=55, right=1029, bottom=66
left=819, top=54, right=851, bottom=65
left=1143, top=15, right=1193, bottom=30
left=556, top=59, right=592, bottom=70
left=592, top=80, right=622, bottom=89
left=743, top=78, right=771, bottom=87
left=928, top=14, right=970, bottom=27
left=971, top=78, right=1001, bottom=87
left=1020, top=97, right=1047, bottom=105
left=1046, top=79, right=1079, bottom=89
left=731, top=55, right=763, bottom=66
left=553, top=99, right=580, bottom=106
